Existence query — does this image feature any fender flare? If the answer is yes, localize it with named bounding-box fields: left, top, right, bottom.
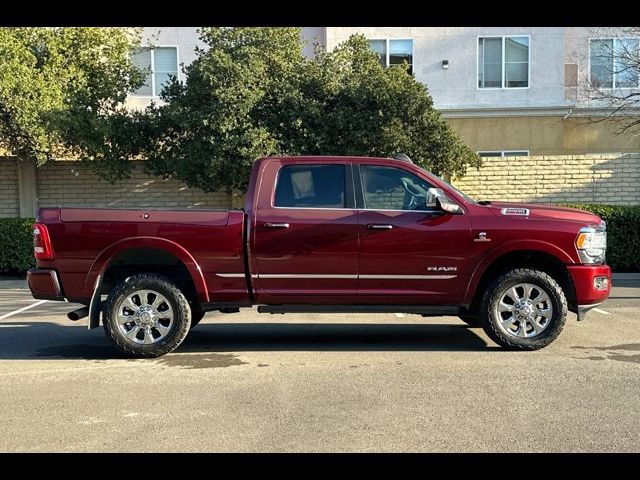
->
left=84, top=236, right=209, bottom=304
left=463, top=239, right=574, bottom=305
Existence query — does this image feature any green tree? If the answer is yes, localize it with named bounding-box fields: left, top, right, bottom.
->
left=144, top=27, right=304, bottom=193
left=271, top=35, right=480, bottom=177
left=145, top=28, right=480, bottom=193
left=0, top=27, right=144, bottom=168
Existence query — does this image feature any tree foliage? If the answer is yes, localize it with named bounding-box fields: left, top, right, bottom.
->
left=0, top=27, right=144, bottom=166
left=0, top=27, right=481, bottom=192
left=143, top=28, right=480, bottom=192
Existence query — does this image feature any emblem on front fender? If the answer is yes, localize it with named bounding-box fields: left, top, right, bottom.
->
left=474, top=232, right=492, bottom=242
left=426, top=266, right=458, bottom=272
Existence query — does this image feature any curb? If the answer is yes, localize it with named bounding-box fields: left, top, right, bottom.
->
left=612, top=273, right=640, bottom=281
left=0, top=279, right=28, bottom=289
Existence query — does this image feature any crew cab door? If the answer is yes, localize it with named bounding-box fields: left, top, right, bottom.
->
left=355, top=163, right=472, bottom=304
left=251, top=160, right=359, bottom=304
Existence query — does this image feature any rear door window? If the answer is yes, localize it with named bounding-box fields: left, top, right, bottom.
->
left=274, top=164, right=346, bottom=208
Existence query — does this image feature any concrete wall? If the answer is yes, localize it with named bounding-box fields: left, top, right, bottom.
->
left=0, top=159, right=19, bottom=218
left=452, top=154, right=640, bottom=205
left=323, top=27, right=567, bottom=111
left=35, top=161, right=231, bottom=210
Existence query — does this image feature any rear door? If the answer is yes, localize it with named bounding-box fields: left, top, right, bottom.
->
left=355, top=163, right=472, bottom=304
left=251, top=160, right=360, bottom=304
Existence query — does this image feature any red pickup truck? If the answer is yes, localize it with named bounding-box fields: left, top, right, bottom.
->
left=28, top=155, right=611, bottom=357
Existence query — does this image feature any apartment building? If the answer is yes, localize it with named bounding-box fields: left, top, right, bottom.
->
left=128, top=27, right=639, bottom=155
left=306, top=27, right=640, bottom=156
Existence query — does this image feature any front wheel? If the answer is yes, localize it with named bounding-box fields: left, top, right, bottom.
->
left=480, top=268, right=567, bottom=350
left=103, top=274, right=192, bottom=358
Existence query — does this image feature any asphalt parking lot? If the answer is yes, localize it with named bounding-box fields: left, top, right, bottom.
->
left=0, top=279, right=638, bottom=452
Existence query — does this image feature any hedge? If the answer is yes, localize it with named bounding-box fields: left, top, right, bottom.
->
left=0, top=218, right=35, bottom=274
left=561, top=204, right=640, bottom=272
left=0, top=205, right=638, bottom=274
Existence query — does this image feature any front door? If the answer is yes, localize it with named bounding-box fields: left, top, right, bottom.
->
left=356, top=164, right=472, bottom=304
left=252, top=160, right=359, bottom=304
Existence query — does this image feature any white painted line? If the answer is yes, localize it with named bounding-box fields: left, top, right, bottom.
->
left=592, top=308, right=610, bottom=315
left=0, top=324, right=29, bottom=328
left=0, top=300, right=48, bottom=321
left=395, top=313, right=406, bottom=318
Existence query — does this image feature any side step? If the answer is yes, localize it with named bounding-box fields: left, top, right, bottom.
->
left=256, top=305, right=459, bottom=316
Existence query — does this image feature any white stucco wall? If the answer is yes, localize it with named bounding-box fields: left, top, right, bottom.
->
left=302, top=27, right=326, bottom=58
left=564, top=27, right=640, bottom=108
left=323, top=27, right=568, bottom=111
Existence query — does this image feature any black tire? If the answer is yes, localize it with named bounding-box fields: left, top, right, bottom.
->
left=190, top=308, right=206, bottom=329
left=103, top=273, right=191, bottom=358
left=480, top=268, right=567, bottom=350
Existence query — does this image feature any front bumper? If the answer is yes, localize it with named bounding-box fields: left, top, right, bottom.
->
left=567, top=264, right=611, bottom=320
left=27, top=269, right=65, bottom=301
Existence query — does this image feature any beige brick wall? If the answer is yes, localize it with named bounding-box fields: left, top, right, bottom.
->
left=37, top=161, right=232, bottom=210
left=0, top=158, right=19, bottom=218
left=452, top=154, right=640, bottom=206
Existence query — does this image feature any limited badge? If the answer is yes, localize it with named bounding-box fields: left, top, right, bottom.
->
left=501, top=208, right=530, bottom=216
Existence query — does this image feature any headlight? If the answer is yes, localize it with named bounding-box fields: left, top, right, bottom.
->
left=576, top=223, right=607, bottom=264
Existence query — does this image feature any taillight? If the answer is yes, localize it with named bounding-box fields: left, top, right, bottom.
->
left=33, top=223, right=54, bottom=260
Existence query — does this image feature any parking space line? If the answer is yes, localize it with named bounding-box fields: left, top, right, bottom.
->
left=0, top=300, right=48, bottom=321
left=592, top=308, right=610, bottom=315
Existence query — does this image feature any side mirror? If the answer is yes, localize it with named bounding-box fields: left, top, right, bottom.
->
left=428, top=187, right=463, bottom=214
left=436, top=197, right=462, bottom=214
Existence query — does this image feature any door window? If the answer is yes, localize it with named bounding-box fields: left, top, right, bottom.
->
left=274, top=164, right=346, bottom=208
left=360, top=165, right=435, bottom=211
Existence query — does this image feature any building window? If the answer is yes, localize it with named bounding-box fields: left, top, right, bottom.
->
left=478, top=36, right=529, bottom=89
left=478, top=151, right=530, bottom=158
left=368, top=39, right=413, bottom=74
left=590, top=38, right=640, bottom=89
left=131, top=47, right=178, bottom=97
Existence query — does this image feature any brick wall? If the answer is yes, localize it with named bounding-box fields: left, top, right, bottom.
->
left=452, top=154, right=640, bottom=205
left=0, top=158, right=19, bottom=218
left=37, top=161, right=232, bottom=210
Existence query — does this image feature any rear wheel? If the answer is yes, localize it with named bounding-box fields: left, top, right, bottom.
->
left=103, top=274, right=191, bottom=358
left=480, top=268, right=567, bottom=350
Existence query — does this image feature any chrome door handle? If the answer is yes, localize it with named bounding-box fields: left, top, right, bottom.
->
left=367, top=224, right=394, bottom=230
left=264, top=222, right=290, bottom=229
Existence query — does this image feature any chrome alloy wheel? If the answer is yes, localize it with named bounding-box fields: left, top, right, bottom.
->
left=116, top=289, right=174, bottom=345
left=495, top=283, right=553, bottom=338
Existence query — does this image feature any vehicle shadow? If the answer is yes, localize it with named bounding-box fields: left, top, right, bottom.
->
left=0, top=320, right=496, bottom=360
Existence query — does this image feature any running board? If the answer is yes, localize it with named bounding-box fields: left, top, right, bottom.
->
left=256, top=305, right=460, bottom=316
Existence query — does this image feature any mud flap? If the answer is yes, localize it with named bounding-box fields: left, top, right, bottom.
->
left=88, top=275, right=103, bottom=330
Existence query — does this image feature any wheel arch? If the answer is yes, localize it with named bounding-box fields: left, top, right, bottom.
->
left=464, top=246, right=576, bottom=313
left=85, top=237, right=209, bottom=304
